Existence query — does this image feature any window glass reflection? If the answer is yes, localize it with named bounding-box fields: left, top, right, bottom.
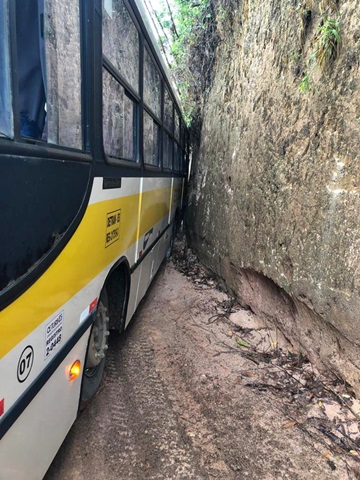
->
left=44, top=0, right=82, bottom=148
left=164, top=88, right=173, bottom=133
left=144, top=111, right=159, bottom=166
left=15, top=0, right=82, bottom=147
left=103, top=0, right=139, bottom=93
left=103, top=69, right=136, bottom=160
left=144, top=48, right=160, bottom=117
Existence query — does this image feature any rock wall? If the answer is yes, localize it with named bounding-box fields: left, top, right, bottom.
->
left=187, top=0, right=360, bottom=393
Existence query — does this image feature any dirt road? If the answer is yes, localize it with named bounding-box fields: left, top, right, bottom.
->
left=44, top=258, right=356, bottom=479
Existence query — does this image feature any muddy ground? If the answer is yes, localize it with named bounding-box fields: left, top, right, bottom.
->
left=45, top=247, right=360, bottom=479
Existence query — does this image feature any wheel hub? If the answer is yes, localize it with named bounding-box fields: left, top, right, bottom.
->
left=86, top=302, right=110, bottom=371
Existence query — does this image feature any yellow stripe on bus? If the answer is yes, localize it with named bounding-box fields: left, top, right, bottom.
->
left=140, top=185, right=171, bottom=233
left=0, top=186, right=171, bottom=359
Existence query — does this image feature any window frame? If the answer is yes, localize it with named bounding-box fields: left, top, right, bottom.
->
left=142, top=43, right=162, bottom=171
left=7, top=0, right=85, bottom=153
left=101, top=0, right=142, bottom=167
left=102, top=61, right=140, bottom=164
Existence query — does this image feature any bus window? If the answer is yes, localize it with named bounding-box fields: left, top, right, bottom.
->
left=0, top=0, right=12, bottom=138
left=144, top=48, right=160, bottom=118
left=103, top=69, right=136, bottom=160
left=44, top=0, right=82, bottom=148
left=15, top=0, right=82, bottom=147
left=163, top=132, right=173, bottom=170
left=144, top=110, right=159, bottom=166
left=164, top=87, right=173, bottom=133
left=103, top=0, right=139, bottom=94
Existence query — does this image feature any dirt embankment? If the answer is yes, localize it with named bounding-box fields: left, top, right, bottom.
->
left=45, top=251, right=360, bottom=479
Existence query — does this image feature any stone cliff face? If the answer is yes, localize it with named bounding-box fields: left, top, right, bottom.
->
left=187, top=0, right=360, bottom=392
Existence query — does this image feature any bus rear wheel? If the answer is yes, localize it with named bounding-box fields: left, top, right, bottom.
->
left=81, top=290, right=110, bottom=407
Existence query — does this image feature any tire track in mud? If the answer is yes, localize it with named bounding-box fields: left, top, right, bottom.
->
left=102, top=330, right=206, bottom=479
left=144, top=306, right=235, bottom=478
left=46, top=317, right=206, bottom=480
left=101, top=339, right=140, bottom=478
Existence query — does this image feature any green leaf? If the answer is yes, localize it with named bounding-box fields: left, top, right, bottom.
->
left=236, top=338, right=250, bottom=348
left=300, top=74, right=309, bottom=93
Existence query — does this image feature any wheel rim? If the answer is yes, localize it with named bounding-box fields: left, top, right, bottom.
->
left=85, top=301, right=109, bottom=377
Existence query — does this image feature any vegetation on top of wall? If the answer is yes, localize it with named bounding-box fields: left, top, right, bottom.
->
left=152, top=0, right=241, bottom=126
left=152, top=0, right=218, bottom=125
left=152, top=0, right=343, bottom=119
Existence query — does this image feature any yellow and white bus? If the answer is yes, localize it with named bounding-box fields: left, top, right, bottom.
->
left=0, top=0, right=188, bottom=478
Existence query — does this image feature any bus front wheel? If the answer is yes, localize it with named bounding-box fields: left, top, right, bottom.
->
left=81, top=290, right=109, bottom=407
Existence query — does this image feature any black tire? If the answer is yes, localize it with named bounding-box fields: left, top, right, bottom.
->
left=107, top=269, right=127, bottom=334
left=80, top=353, right=106, bottom=406
left=80, top=289, right=109, bottom=408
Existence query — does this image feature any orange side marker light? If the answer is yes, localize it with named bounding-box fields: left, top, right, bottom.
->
left=69, top=360, right=81, bottom=382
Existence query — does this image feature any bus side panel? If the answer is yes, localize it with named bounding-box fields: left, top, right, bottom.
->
left=137, top=177, right=172, bottom=258
left=131, top=232, right=170, bottom=315
left=136, top=251, right=154, bottom=307
left=88, top=176, right=141, bottom=266
left=0, top=332, right=90, bottom=480
left=125, top=264, right=142, bottom=328
left=152, top=227, right=172, bottom=277
left=0, top=177, right=141, bottom=364
left=135, top=177, right=172, bottom=302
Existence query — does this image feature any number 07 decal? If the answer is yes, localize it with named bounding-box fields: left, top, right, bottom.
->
left=17, top=346, right=34, bottom=383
